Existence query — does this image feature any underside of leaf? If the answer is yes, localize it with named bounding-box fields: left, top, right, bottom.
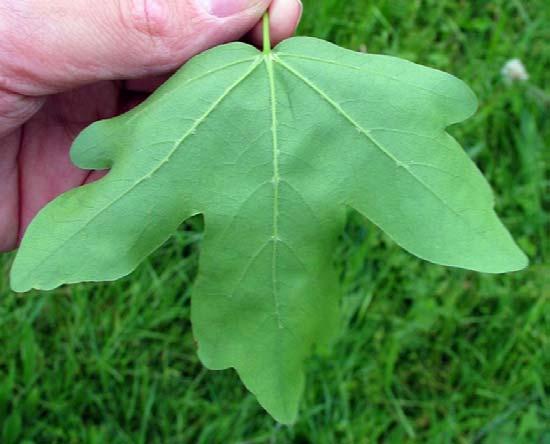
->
left=10, top=37, right=527, bottom=423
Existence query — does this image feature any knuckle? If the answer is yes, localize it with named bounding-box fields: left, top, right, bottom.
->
left=122, top=0, right=176, bottom=39
left=120, top=0, right=199, bottom=65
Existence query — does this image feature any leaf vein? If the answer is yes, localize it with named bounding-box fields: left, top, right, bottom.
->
left=276, top=52, right=461, bottom=102
left=275, top=57, right=467, bottom=221
left=126, top=56, right=259, bottom=124
left=266, top=55, right=284, bottom=329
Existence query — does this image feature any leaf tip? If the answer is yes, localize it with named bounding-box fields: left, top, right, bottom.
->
left=272, top=409, right=298, bottom=426
left=506, top=248, right=530, bottom=273
left=9, top=272, right=32, bottom=294
left=481, top=244, right=530, bottom=274
left=9, top=256, right=60, bottom=293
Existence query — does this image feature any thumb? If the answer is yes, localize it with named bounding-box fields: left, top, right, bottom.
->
left=1, top=0, right=272, bottom=95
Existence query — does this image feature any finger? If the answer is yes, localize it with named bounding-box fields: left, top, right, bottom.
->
left=248, top=0, right=303, bottom=47
left=125, top=0, right=303, bottom=94
left=0, top=0, right=273, bottom=96
left=0, top=130, right=21, bottom=252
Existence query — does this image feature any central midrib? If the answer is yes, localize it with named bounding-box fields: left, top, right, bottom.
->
left=265, top=54, right=284, bottom=329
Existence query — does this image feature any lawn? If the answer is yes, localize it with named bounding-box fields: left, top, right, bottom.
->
left=1, top=0, right=549, bottom=442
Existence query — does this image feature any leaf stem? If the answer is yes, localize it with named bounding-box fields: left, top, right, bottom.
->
left=263, top=12, right=271, bottom=55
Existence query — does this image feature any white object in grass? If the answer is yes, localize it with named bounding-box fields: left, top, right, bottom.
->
left=501, top=58, right=529, bottom=84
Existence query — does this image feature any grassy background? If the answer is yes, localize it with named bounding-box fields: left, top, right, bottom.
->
left=1, top=0, right=549, bottom=442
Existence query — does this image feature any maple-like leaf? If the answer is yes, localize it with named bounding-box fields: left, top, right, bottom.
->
left=11, top=37, right=527, bottom=423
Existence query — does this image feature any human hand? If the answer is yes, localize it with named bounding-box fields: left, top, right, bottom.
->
left=0, top=0, right=302, bottom=251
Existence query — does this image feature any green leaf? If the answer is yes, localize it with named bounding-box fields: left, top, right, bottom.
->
left=10, top=37, right=527, bottom=423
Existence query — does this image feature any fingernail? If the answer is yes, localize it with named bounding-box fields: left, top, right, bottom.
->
left=201, top=0, right=261, bottom=18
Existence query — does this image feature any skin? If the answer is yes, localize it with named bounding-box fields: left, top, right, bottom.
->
left=0, top=0, right=302, bottom=251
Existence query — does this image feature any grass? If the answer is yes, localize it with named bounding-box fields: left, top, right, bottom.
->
left=1, top=0, right=549, bottom=442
